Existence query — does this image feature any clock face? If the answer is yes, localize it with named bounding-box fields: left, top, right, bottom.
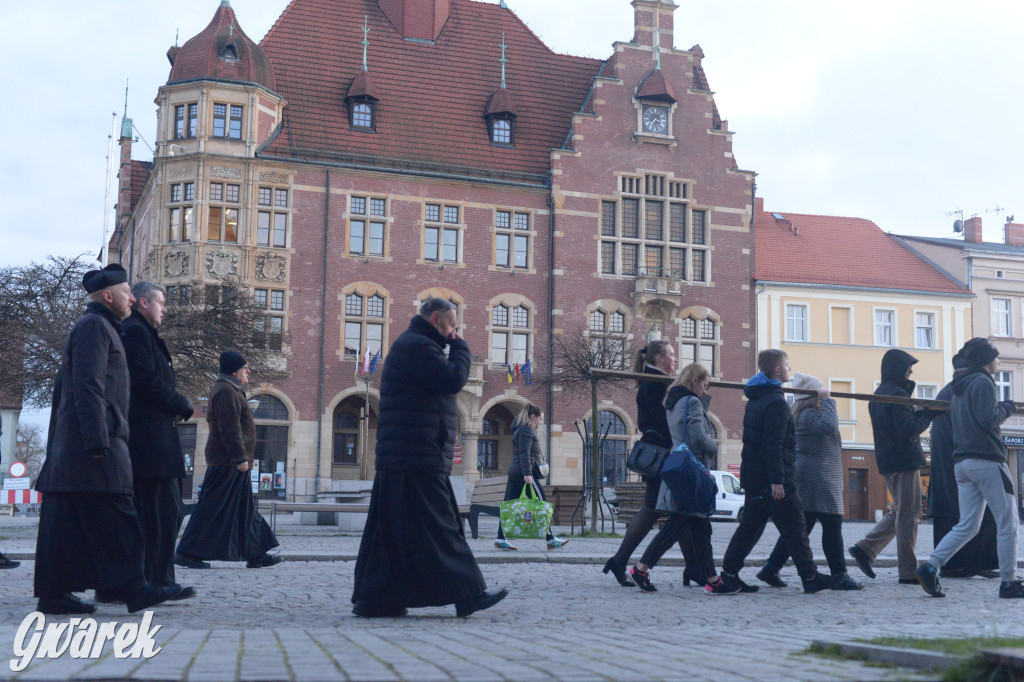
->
left=642, top=106, right=668, bottom=134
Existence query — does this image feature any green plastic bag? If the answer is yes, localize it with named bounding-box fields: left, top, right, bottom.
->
left=499, top=483, right=554, bottom=539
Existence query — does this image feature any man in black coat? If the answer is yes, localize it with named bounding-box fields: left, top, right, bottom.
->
left=849, top=349, right=935, bottom=583
left=34, top=264, right=180, bottom=614
left=113, top=282, right=196, bottom=600
left=351, top=298, right=507, bottom=618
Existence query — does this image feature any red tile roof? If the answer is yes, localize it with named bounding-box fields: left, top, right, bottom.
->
left=484, top=87, right=517, bottom=117
left=129, top=160, right=153, bottom=214
left=168, top=1, right=276, bottom=91
left=346, top=70, right=381, bottom=101
left=258, top=0, right=602, bottom=183
left=755, top=205, right=971, bottom=295
left=636, top=69, right=676, bottom=103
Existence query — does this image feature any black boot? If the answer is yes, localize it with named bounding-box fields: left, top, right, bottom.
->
left=602, top=558, right=634, bottom=587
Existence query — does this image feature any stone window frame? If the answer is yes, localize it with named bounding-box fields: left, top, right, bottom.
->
left=677, top=306, right=722, bottom=378
left=493, top=208, right=534, bottom=272
left=212, top=102, right=244, bottom=140
left=347, top=195, right=391, bottom=260
left=167, top=181, right=195, bottom=243
left=338, top=283, right=391, bottom=363
left=254, top=287, right=286, bottom=352
left=421, top=202, right=465, bottom=266
left=487, top=294, right=534, bottom=368
left=173, top=102, right=198, bottom=140
left=257, top=185, right=290, bottom=249
left=206, top=180, right=241, bottom=243
left=584, top=299, right=632, bottom=370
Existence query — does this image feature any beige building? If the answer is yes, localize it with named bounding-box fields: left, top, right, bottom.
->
left=755, top=199, right=973, bottom=519
left=899, top=215, right=1024, bottom=518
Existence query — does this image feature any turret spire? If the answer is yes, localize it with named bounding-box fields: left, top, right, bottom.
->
left=361, top=15, right=370, bottom=71
left=499, top=33, right=508, bottom=89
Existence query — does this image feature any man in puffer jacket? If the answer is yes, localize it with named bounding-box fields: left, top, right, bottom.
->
left=917, top=338, right=1024, bottom=598
left=849, top=349, right=934, bottom=584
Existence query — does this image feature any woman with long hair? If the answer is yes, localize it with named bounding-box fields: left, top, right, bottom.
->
left=602, top=340, right=678, bottom=586
left=494, top=403, right=569, bottom=550
left=756, top=373, right=862, bottom=590
left=628, top=363, right=722, bottom=592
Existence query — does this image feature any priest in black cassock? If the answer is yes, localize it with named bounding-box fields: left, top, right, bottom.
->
left=34, top=264, right=182, bottom=614
left=351, top=298, right=508, bottom=618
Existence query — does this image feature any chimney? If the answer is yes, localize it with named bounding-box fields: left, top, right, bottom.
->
left=963, top=216, right=983, bottom=244
left=1005, top=221, right=1024, bottom=247
left=632, top=0, right=676, bottom=50
left=379, top=0, right=450, bottom=41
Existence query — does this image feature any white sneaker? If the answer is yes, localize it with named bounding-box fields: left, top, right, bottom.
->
left=547, top=537, right=570, bottom=549
left=494, top=540, right=518, bottom=551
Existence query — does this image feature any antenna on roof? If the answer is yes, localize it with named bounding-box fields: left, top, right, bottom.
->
left=944, top=208, right=965, bottom=234
left=987, top=205, right=1007, bottom=225
left=361, top=15, right=370, bottom=71
left=499, top=33, right=508, bottom=88
left=175, top=28, right=179, bottom=47
left=123, top=79, right=129, bottom=118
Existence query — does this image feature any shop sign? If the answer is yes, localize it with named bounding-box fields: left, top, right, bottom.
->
left=1004, top=435, right=1024, bottom=447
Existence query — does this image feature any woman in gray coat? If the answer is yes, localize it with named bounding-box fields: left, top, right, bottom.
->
left=494, top=404, right=568, bottom=550
left=758, top=373, right=862, bottom=590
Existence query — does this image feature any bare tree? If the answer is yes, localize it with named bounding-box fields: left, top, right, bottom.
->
left=15, top=423, right=46, bottom=486
left=160, top=276, right=290, bottom=401
left=0, top=255, right=94, bottom=409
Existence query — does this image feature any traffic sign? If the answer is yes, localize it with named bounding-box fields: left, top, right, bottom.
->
left=9, top=461, right=26, bottom=478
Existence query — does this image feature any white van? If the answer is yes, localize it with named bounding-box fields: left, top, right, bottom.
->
left=709, top=470, right=744, bottom=522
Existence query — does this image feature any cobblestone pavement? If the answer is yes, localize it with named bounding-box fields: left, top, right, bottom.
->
left=2, top=515, right=1022, bottom=680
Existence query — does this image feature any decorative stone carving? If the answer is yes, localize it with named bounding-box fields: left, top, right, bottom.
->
left=164, top=250, right=190, bottom=278
left=259, top=171, right=290, bottom=184
left=144, top=249, right=158, bottom=277
left=168, top=167, right=193, bottom=179
left=206, top=250, right=238, bottom=277
left=209, top=166, right=241, bottom=179
left=255, top=253, right=287, bottom=282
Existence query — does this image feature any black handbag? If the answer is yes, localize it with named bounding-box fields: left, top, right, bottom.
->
left=626, top=431, right=671, bottom=477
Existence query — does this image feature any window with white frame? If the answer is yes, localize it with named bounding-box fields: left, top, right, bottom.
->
left=167, top=182, right=195, bottom=242
left=424, top=203, right=462, bottom=264
left=491, top=302, right=530, bottom=366
left=915, top=311, right=936, bottom=349
left=995, top=371, right=1013, bottom=401
left=599, top=176, right=707, bottom=282
left=494, top=209, right=530, bottom=269
left=588, top=307, right=629, bottom=369
left=343, top=291, right=386, bottom=359
left=257, top=186, right=289, bottom=248
left=993, top=298, right=1012, bottom=337
left=349, top=196, right=387, bottom=257
left=874, top=310, right=895, bottom=347
left=916, top=384, right=937, bottom=401
left=785, top=304, right=808, bottom=342
left=253, top=288, right=285, bottom=352
left=679, top=315, right=719, bottom=376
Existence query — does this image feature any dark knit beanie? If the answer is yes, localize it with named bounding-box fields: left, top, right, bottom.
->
left=219, top=350, right=247, bottom=375
left=960, top=337, right=999, bottom=369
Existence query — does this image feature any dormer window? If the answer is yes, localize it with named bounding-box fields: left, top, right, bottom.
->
left=491, top=117, right=513, bottom=145
left=351, top=102, right=374, bottom=130
left=222, top=44, right=238, bottom=61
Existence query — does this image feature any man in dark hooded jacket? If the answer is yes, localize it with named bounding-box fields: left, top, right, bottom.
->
left=849, top=349, right=934, bottom=584
left=351, top=298, right=507, bottom=618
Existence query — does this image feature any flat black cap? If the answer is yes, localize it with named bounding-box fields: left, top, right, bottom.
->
left=82, top=264, right=128, bottom=294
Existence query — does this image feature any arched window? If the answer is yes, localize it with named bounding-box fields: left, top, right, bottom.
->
left=491, top=118, right=513, bottom=145
left=253, top=395, right=289, bottom=499
left=598, top=410, right=629, bottom=486
left=490, top=302, right=530, bottom=366
left=679, top=315, right=720, bottom=376
left=587, top=306, right=629, bottom=369
left=333, top=397, right=375, bottom=466
left=352, top=102, right=374, bottom=129
left=343, top=290, right=386, bottom=359
left=478, top=418, right=500, bottom=471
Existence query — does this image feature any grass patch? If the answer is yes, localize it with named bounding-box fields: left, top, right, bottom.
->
left=856, top=636, right=1024, bottom=657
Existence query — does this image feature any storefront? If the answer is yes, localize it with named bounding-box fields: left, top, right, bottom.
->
left=1005, top=435, right=1024, bottom=519
left=842, top=449, right=887, bottom=521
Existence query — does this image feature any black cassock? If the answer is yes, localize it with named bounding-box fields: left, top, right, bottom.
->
left=176, top=466, right=278, bottom=561
left=351, top=469, right=486, bottom=609
left=933, top=510, right=999, bottom=575
left=34, top=493, right=145, bottom=599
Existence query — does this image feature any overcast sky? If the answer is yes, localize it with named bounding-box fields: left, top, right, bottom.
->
left=3, top=0, right=1023, bottom=424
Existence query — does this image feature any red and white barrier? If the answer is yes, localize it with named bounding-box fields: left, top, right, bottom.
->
left=0, top=490, right=41, bottom=504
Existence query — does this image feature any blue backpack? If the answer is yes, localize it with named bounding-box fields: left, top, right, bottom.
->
left=659, top=398, right=718, bottom=517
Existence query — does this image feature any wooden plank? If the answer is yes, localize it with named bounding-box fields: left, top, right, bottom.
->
left=589, top=367, right=960, bottom=411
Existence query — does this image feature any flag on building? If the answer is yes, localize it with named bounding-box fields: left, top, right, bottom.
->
left=514, top=363, right=521, bottom=381
left=363, top=348, right=372, bottom=375
left=506, top=364, right=514, bottom=384
left=368, top=349, right=381, bottom=375
left=354, top=348, right=362, bottom=379
left=522, top=359, right=532, bottom=386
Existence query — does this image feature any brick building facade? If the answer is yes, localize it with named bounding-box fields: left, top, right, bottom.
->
left=112, top=0, right=756, bottom=501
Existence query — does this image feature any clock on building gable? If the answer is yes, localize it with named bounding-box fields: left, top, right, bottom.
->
left=641, top=104, right=670, bottom=135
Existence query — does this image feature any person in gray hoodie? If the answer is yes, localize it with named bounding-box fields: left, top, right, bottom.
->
left=917, top=338, right=1023, bottom=599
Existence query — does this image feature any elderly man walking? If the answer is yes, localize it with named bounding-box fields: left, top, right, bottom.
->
left=106, top=281, right=196, bottom=601
left=34, top=264, right=181, bottom=614
left=351, top=298, right=507, bottom=618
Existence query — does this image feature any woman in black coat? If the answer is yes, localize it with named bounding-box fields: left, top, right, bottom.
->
left=494, top=404, right=568, bottom=550
left=603, top=339, right=677, bottom=586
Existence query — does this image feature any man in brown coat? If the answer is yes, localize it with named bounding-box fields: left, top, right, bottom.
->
left=175, top=351, right=280, bottom=568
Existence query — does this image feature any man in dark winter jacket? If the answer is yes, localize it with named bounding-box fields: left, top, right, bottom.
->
left=34, top=264, right=180, bottom=615
left=849, top=349, right=934, bottom=584
left=113, top=282, right=196, bottom=601
left=352, top=298, right=507, bottom=618
left=918, top=338, right=1024, bottom=599
left=710, top=349, right=830, bottom=595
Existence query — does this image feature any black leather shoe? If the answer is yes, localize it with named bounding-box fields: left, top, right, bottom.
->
left=801, top=572, right=833, bottom=594
left=127, top=584, right=182, bottom=613
left=455, top=588, right=509, bottom=618
left=175, top=553, right=211, bottom=569
left=756, top=567, right=787, bottom=588
left=916, top=563, right=944, bottom=597
left=849, top=545, right=875, bottom=579
left=602, top=558, right=634, bottom=587
left=976, top=570, right=1001, bottom=580
left=898, top=578, right=920, bottom=585
left=165, top=583, right=197, bottom=600
left=683, top=568, right=707, bottom=587
left=352, top=602, right=408, bottom=618
left=0, top=553, right=20, bottom=569
left=38, top=594, right=97, bottom=615
left=246, top=553, right=283, bottom=568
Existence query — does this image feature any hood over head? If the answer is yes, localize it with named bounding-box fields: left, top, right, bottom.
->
left=881, top=349, right=919, bottom=381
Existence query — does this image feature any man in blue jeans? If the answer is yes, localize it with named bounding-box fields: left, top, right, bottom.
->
left=918, top=337, right=1024, bottom=599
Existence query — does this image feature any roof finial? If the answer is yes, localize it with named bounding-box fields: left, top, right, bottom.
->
left=499, top=33, right=508, bottom=89
left=499, top=0, right=508, bottom=7
left=361, top=15, right=370, bottom=71
left=123, top=79, right=129, bottom=118
left=655, top=29, right=661, bottom=70
left=220, top=0, right=231, bottom=6
left=229, top=20, right=234, bottom=39
left=175, top=28, right=179, bottom=47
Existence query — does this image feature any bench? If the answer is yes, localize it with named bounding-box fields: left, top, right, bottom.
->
left=257, top=500, right=471, bottom=533
left=468, top=476, right=508, bottom=539
left=613, top=482, right=649, bottom=525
